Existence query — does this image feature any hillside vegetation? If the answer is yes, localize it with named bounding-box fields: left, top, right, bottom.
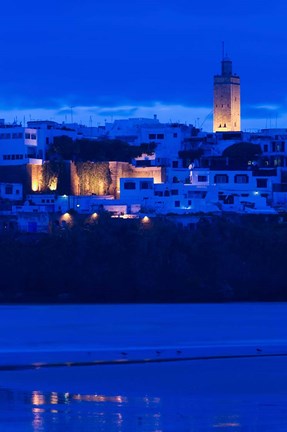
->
left=0, top=215, right=286, bottom=303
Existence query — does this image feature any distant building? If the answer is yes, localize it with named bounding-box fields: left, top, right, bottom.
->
left=213, top=56, right=241, bottom=133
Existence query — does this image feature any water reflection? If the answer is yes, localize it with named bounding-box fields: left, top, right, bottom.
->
left=0, top=387, right=286, bottom=431
left=28, top=389, right=162, bottom=431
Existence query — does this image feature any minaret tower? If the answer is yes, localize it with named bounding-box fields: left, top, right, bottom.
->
left=213, top=49, right=241, bottom=132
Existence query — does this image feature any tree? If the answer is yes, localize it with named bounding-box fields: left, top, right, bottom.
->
left=222, top=142, right=262, bottom=164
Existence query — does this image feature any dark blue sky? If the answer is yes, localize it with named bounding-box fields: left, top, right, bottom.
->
left=1, top=0, right=287, bottom=130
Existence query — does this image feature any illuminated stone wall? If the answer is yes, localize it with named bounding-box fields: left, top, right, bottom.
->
left=28, top=164, right=43, bottom=193
left=28, top=161, right=164, bottom=197
left=75, top=162, right=112, bottom=195
left=109, top=162, right=164, bottom=198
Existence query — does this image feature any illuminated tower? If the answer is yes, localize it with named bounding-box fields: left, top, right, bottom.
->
left=213, top=55, right=241, bottom=132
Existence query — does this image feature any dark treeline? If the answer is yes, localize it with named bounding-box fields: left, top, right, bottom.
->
left=0, top=215, right=287, bottom=303
left=47, top=136, right=156, bottom=162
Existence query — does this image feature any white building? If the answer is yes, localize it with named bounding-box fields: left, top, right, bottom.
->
left=0, top=182, right=23, bottom=201
left=0, top=124, right=42, bottom=165
left=190, top=167, right=279, bottom=212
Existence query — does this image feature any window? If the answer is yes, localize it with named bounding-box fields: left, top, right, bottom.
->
left=155, top=191, right=163, bottom=197
left=174, top=200, right=180, bottom=207
left=16, top=190, right=19, bottom=195
left=0, top=133, right=10, bottom=139
left=124, top=181, right=136, bottom=190
left=198, top=175, right=207, bottom=182
left=188, top=200, right=191, bottom=206
left=223, top=123, right=226, bottom=128
left=25, top=133, right=31, bottom=139
left=171, top=189, right=178, bottom=195
left=257, top=178, right=267, bottom=188
left=214, top=174, right=229, bottom=184
left=12, top=133, right=23, bottom=139
left=5, top=185, right=13, bottom=195
left=148, top=134, right=156, bottom=140
left=173, top=133, right=178, bottom=138
left=31, top=134, right=36, bottom=140
left=157, top=134, right=164, bottom=139
left=264, top=144, right=268, bottom=152
left=218, top=194, right=226, bottom=201
left=172, top=161, right=178, bottom=168
left=234, top=174, right=249, bottom=184
left=140, top=181, right=151, bottom=190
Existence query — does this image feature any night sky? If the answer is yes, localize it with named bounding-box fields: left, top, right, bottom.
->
left=1, top=0, right=287, bottom=130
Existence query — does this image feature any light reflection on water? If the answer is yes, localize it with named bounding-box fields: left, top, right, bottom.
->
left=1, top=303, right=287, bottom=431
left=0, top=388, right=163, bottom=432
left=0, top=386, right=286, bottom=431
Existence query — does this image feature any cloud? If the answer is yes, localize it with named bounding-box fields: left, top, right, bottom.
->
left=242, top=104, right=282, bottom=120
left=97, top=108, right=138, bottom=117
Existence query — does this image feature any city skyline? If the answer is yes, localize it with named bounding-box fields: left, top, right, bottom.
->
left=0, top=0, right=286, bottom=130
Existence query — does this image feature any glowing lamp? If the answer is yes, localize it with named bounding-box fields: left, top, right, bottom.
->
left=142, top=216, right=150, bottom=223
left=61, top=212, right=72, bottom=223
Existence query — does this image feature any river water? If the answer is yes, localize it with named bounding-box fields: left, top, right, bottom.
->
left=0, top=303, right=286, bottom=431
